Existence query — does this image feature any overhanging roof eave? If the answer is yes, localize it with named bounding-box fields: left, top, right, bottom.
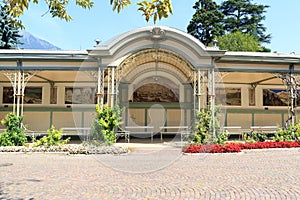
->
left=0, top=49, right=90, bottom=61
left=217, top=68, right=300, bottom=73
left=219, top=51, right=300, bottom=64
left=219, top=57, right=300, bottom=64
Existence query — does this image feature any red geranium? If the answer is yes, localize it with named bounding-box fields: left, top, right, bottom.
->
left=183, top=141, right=300, bottom=154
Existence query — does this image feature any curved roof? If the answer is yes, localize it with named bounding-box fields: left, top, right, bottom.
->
left=88, top=26, right=225, bottom=68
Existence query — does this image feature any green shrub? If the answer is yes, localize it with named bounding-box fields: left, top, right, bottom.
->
left=215, top=131, right=228, bottom=145
left=0, top=113, right=27, bottom=146
left=273, top=127, right=294, bottom=142
left=243, top=131, right=267, bottom=143
left=288, top=121, right=300, bottom=141
left=192, top=103, right=221, bottom=145
left=91, top=104, right=123, bottom=146
left=243, top=133, right=256, bottom=143
left=33, top=126, right=70, bottom=147
left=192, top=109, right=210, bottom=145
left=252, top=131, right=267, bottom=142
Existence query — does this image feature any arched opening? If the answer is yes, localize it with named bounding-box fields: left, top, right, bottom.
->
left=117, top=48, right=195, bottom=141
left=132, top=81, right=179, bottom=103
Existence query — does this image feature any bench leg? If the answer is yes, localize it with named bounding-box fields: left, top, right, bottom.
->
left=125, top=132, right=130, bottom=143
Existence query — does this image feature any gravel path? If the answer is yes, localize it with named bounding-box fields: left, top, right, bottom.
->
left=1, top=146, right=300, bottom=199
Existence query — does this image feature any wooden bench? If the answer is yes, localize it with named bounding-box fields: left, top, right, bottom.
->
left=221, top=126, right=243, bottom=140
left=125, top=126, right=154, bottom=143
left=116, top=128, right=130, bottom=143
left=61, top=127, right=91, bottom=140
left=159, top=126, right=189, bottom=142
left=250, top=126, right=278, bottom=135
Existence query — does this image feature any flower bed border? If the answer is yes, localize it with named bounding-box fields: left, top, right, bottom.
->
left=183, top=141, right=300, bottom=154
left=0, top=144, right=129, bottom=154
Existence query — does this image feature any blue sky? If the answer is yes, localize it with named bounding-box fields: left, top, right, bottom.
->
left=20, top=1, right=300, bottom=53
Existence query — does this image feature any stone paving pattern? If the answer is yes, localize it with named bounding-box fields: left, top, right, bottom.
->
left=1, top=147, right=300, bottom=199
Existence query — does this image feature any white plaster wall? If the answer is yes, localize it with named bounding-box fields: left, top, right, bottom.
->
left=52, top=112, right=82, bottom=129
left=254, top=114, right=282, bottom=127
left=227, top=113, right=252, bottom=129
left=22, top=112, right=50, bottom=131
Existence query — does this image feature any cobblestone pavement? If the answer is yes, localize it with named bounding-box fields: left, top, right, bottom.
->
left=1, top=146, right=300, bottom=200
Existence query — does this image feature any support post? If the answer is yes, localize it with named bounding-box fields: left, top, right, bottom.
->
left=275, top=65, right=299, bottom=129
left=16, top=65, right=22, bottom=117
left=4, top=60, right=35, bottom=118
left=111, top=66, right=115, bottom=107
left=193, top=69, right=203, bottom=113
left=107, top=66, right=117, bottom=108
left=96, top=58, right=105, bottom=109
left=197, top=69, right=201, bottom=112
left=208, top=65, right=216, bottom=138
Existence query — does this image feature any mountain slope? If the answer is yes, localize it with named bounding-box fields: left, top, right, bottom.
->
left=19, top=31, right=61, bottom=50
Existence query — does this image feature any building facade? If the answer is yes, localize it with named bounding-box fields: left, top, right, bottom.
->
left=0, top=26, right=299, bottom=135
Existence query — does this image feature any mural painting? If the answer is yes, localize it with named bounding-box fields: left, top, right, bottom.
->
left=263, top=89, right=291, bottom=106
left=3, top=87, right=43, bottom=104
left=215, top=88, right=241, bottom=106
left=132, top=83, right=179, bottom=103
left=65, top=87, right=96, bottom=104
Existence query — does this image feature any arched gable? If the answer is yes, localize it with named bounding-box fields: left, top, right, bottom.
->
left=88, top=26, right=225, bottom=69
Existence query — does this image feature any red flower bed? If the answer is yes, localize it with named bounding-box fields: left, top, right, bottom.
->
left=238, top=141, right=300, bottom=150
left=183, top=144, right=216, bottom=153
left=211, top=143, right=241, bottom=153
left=183, top=143, right=241, bottom=153
left=183, top=141, right=300, bottom=153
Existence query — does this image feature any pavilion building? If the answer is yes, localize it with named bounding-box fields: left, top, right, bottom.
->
left=0, top=26, right=299, bottom=139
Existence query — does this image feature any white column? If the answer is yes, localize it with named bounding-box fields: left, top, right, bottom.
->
left=197, top=69, right=201, bottom=112
left=208, top=67, right=216, bottom=137
left=96, top=59, right=105, bottom=109
left=106, top=66, right=117, bottom=108
left=16, top=70, right=21, bottom=117
left=107, top=67, right=111, bottom=107
left=4, top=60, right=35, bottom=118
left=111, top=66, right=115, bottom=107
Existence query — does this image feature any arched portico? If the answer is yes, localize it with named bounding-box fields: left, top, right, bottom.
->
left=118, top=48, right=194, bottom=129
left=88, top=26, right=224, bottom=136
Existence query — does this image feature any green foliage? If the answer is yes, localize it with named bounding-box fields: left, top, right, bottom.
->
left=137, top=0, right=173, bottom=23
left=218, top=31, right=260, bottom=52
left=294, top=122, right=300, bottom=140
left=137, top=0, right=172, bottom=23
left=273, top=128, right=292, bottom=142
left=33, top=126, right=70, bottom=147
left=91, top=104, right=123, bottom=146
left=215, top=131, right=228, bottom=145
left=0, top=4, right=22, bottom=49
left=244, top=131, right=267, bottom=143
left=192, top=102, right=222, bottom=145
left=220, top=0, right=271, bottom=43
left=111, top=0, right=131, bottom=13
left=188, top=0, right=270, bottom=47
left=192, top=109, right=211, bottom=145
left=187, top=0, right=224, bottom=46
left=243, top=133, right=256, bottom=143
left=0, top=113, right=27, bottom=146
left=251, top=131, right=267, bottom=142
left=258, top=46, right=271, bottom=52
left=272, top=122, right=300, bottom=142
left=7, top=0, right=171, bottom=24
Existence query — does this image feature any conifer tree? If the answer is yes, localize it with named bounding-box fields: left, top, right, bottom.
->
left=220, top=0, right=271, bottom=43
left=0, top=4, right=22, bottom=49
left=187, top=0, right=224, bottom=46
